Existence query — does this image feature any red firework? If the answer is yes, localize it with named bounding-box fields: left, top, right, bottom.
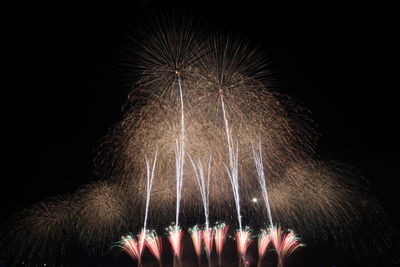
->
left=214, top=223, right=228, bottom=266
left=168, top=225, right=184, bottom=262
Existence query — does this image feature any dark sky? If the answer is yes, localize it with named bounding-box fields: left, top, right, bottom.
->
left=2, top=1, right=399, bottom=264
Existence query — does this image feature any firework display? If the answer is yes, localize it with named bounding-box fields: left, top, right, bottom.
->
left=1, top=11, right=393, bottom=267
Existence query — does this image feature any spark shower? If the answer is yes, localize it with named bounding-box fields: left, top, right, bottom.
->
left=1, top=11, right=392, bottom=266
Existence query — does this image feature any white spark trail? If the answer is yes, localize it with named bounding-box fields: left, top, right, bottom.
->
left=221, top=94, right=242, bottom=230
left=175, top=74, right=185, bottom=227
left=189, top=154, right=212, bottom=229
left=252, top=140, right=273, bottom=227
left=143, top=149, right=158, bottom=231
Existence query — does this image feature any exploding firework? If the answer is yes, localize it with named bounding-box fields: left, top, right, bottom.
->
left=95, top=13, right=317, bottom=228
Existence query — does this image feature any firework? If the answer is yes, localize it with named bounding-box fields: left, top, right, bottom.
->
left=75, top=181, right=129, bottom=254
left=143, top=150, right=158, bottom=231
left=189, top=225, right=202, bottom=266
left=146, top=230, right=163, bottom=266
left=116, top=233, right=141, bottom=263
left=4, top=196, right=76, bottom=264
left=270, top=226, right=303, bottom=267
left=214, top=223, right=228, bottom=266
left=236, top=227, right=253, bottom=266
left=252, top=140, right=273, bottom=227
left=258, top=229, right=272, bottom=260
left=189, top=154, right=212, bottom=229
left=168, top=225, right=184, bottom=265
left=202, top=226, right=214, bottom=266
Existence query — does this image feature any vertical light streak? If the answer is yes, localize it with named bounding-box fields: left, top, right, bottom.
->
left=143, top=149, right=158, bottom=232
left=252, top=140, right=273, bottom=227
left=175, top=73, right=185, bottom=227
left=189, top=154, right=212, bottom=229
left=220, top=94, right=242, bottom=231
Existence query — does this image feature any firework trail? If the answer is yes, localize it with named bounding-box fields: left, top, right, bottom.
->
left=270, top=226, right=303, bottom=267
left=189, top=154, right=212, bottom=229
left=236, top=227, right=253, bottom=266
left=146, top=230, right=163, bottom=266
left=220, top=95, right=242, bottom=230
left=214, top=223, right=228, bottom=266
left=252, top=140, right=273, bottom=227
left=143, top=150, right=158, bottom=232
left=189, top=226, right=202, bottom=266
left=168, top=225, right=184, bottom=266
left=257, top=229, right=272, bottom=267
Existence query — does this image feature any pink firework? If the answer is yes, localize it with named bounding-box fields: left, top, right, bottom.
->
left=202, top=227, right=214, bottom=256
left=214, top=223, right=228, bottom=266
left=270, top=226, right=304, bottom=267
left=258, top=229, right=272, bottom=259
left=168, top=225, right=184, bottom=263
left=189, top=226, right=202, bottom=266
left=236, top=227, right=253, bottom=265
left=145, top=230, right=163, bottom=266
left=117, top=233, right=144, bottom=264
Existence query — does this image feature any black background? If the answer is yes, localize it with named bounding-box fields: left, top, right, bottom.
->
left=2, top=1, right=399, bottom=265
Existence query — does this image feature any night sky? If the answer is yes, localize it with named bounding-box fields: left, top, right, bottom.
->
left=3, top=2, right=399, bottom=265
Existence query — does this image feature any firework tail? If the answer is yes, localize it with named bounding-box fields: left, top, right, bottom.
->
left=252, top=140, right=273, bottom=227
left=221, top=95, right=242, bottom=231
left=189, top=153, right=212, bottom=230
left=189, top=226, right=202, bottom=267
left=143, top=150, right=158, bottom=232
left=145, top=230, right=163, bottom=267
left=236, top=228, right=252, bottom=267
left=214, top=223, right=228, bottom=267
left=175, top=73, right=185, bottom=228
